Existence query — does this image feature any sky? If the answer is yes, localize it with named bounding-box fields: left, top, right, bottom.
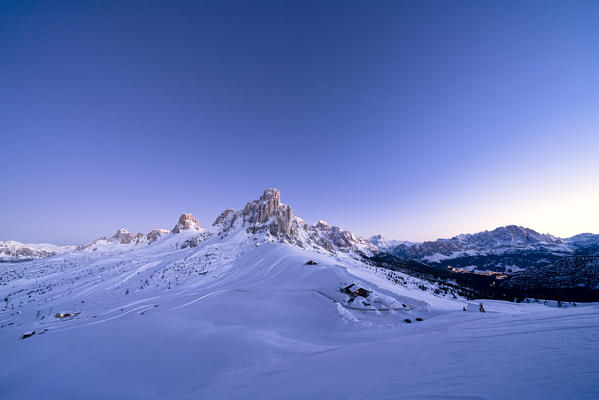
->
left=1, top=0, right=598, bottom=245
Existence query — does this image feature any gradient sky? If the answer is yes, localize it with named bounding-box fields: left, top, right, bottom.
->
left=1, top=0, right=598, bottom=245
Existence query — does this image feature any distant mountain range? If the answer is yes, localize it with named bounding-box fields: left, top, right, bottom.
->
left=0, top=240, right=75, bottom=262
left=371, top=225, right=599, bottom=273
left=2, top=188, right=598, bottom=300
left=3, top=188, right=598, bottom=274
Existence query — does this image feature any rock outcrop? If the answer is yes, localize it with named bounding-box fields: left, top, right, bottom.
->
left=211, top=189, right=377, bottom=255
left=213, top=188, right=297, bottom=240
left=172, top=213, right=203, bottom=234
left=146, top=229, right=170, bottom=243
left=242, top=188, right=295, bottom=238
left=311, top=220, right=376, bottom=254
left=111, top=229, right=138, bottom=244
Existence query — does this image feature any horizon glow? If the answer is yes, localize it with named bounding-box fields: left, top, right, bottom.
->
left=1, top=1, right=598, bottom=245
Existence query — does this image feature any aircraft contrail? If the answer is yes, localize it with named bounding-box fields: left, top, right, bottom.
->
left=312, top=83, right=393, bottom=105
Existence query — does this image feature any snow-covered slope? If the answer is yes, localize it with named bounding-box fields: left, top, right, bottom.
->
left=2, top=239, right=597, bottom=399
left=1, top=189, right=598, bottom=399
left=0, top=240, right=75, bottom=261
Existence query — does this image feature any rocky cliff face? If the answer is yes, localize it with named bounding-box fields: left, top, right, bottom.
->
left=111, top=229, right=144, bottom=244
left=311, top=220, right=376, bottom=254
left=146, top=229, right=170, bottom=243
left=242, top=188, right=295, bottom=238
left=210, top=188, right=376, bottom=254
left=213, top=188, right=297, bottom=240
left=172, top=213, right=203, bottom=234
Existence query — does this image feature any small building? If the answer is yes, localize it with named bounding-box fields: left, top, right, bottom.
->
left=342, top=283, right=371, bottom=298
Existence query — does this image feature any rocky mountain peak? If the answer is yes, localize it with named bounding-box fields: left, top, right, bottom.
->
left=234, top=188, right=295, bottom=238
left=167, top=188, right=376, bottom=256
left=172, top=213, right=202, bottom=234
left=111, top=229, right=139, bottom=244
left=260, top=188, right=280, bottom=203
left=242, top=188, right=285, bottom=225
left=313, top=220, right=331, bottom=230
left=112, top=229, right=129, bottom=238
left=146, top=229, right=170, bottom=243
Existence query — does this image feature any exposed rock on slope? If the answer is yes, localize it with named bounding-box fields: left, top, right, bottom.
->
left=111, top=229, right=143, bottom=244
left=213, top=188, right=307, bottom=245
left=211, top=188, right=376, bottom=255
left=241, top=188, right=295, bottom=237
left=172, top=213, right=203, bottom=233
left=79, top=227, right=172, bottom=251
left=146, top=229, right=170, bottom=243
left=312, top=220, right=377, bottom=254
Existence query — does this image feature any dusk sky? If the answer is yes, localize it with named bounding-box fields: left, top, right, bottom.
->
left=1, top=0, right=598, bottom=245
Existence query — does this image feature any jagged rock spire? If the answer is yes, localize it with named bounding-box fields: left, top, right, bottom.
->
left=212, top=188, right=295, bottom=239
left=241, top=188, right=295, bottom=237
left=172, top=213, right=202, bottom=233
left=111, top=229, right=142, bottom=244
left=208, top=188, right=375, bottom=254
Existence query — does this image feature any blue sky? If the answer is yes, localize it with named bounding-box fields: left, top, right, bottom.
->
left=1, top=0, right=598, bottom=245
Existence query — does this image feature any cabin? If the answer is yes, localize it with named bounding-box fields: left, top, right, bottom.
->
left=54, top=311, right=80, bottom=319
left=342, top=283, right=371, bottom=298
left=22, top=330, right=35, bottom=339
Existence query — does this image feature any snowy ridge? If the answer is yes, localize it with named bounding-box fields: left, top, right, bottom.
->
left=380, top=225, right=599, bottom=271
left=0, top=240, right=75, bottom=261
left=368, top=234, right=417, bottom=251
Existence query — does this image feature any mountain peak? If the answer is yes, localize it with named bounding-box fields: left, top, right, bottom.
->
left=240, top=188, right=294, bottom=237
left=111, top=229, right=142, bottom=244
left=172, top=213, right=202, bottom=234
left=260, top=188, right=280, bottom=202
left=313, top=220, right=331, bottom=230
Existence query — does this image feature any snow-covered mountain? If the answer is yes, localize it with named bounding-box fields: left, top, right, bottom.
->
left=379, top=226, right=599, bottom=272
left=1, top=188, right=598, bottom=399
left=565, top=233, right=599, bottom=255
left=368, top=234, right=418, bottom=252
left=210, top=188, right=379, bottom=255
left=0, top=240, right=75, bottom=261
left=73, top=188, right=378, bottom=258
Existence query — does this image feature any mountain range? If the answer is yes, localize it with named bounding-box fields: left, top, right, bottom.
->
left=2, top=188, right=598, bottom=399
left=4, top=188, right=597, bottom=279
